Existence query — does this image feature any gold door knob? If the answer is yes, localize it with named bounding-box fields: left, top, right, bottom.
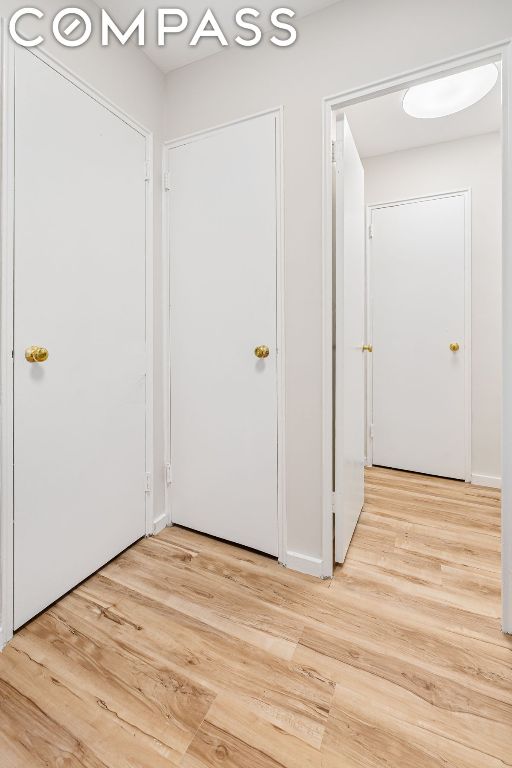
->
left=254, top=345, right=270, bottom=359
left=449, top=343, right=460, bottom=352
left=362, top=345, right=373, bottom=353
left=25, top=346, right=49, bottom=363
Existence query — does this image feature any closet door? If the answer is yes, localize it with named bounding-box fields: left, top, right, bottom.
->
left=168, top=114, right=279, bottom=555
left=14, top=50, right=148, bottom=628
left=370, top=194, right=467, bottom=479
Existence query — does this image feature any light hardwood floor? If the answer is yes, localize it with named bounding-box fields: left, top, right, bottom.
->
left=1, top=467, right=510, bottom=767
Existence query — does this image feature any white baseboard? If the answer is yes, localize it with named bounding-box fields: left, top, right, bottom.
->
left=471, top=474, right=501, bottom=489
left=152, top=512, right=169, bottom=535
left=285, top=550, right=324, bottom=578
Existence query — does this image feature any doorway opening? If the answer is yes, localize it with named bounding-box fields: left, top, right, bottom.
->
left=325, top=49, right=509, bottom=630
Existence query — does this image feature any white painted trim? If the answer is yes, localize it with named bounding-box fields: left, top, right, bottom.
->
left=152, top=512, right=169, bottom=535
left=275, top=108, right=287, bottom=567
left=366, top=189, right=472, bottom=483
left=144, top=132, right=155, bottom=537
left=163, top=108, right=287, bottom=567
left=162, top=140, right=172, bottom=530
left=472, top=474, right=502, bottom=489
left=0, top=21, right=15, bottom=650
left=323, top=42, right=507, bottom=110
left=321, top=102, right=336, bottom=579
left=367, top=188, right=472, bottom=211
left=365, top=206, right=374, bottom=468
left=0, top=34, right=154, bottom=649
left=163, top=106, right=285, bottom=150
left=501, top=42, right=512, bottom=633
left=28, top=45, right=151, bottom=138
left=285, top=551, right=324, bottom=578
left=322, top=41, right=511, bottom=631
left=464, top=190, right=473, bottom=485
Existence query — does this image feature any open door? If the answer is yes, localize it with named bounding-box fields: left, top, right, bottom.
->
left=334, top=115, right=366, bottom=564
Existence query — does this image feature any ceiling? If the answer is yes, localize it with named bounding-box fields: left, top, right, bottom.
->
left=101, top=1, right=339, bottom=73
left=343, top=67, right=502, bottom=158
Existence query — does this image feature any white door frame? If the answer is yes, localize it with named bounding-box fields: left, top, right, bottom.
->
left=162, top=108, right=287, bottom=564
left=365, top=189, right=472, bottom=482
left=0, top=26, right=155, bottom=649
left=322, top=41, right=512, bottom=632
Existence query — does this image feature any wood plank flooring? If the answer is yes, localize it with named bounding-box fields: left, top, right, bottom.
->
left=1, top=467, right=510, bottom=767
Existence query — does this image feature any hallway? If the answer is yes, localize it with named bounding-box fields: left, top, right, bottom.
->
left=0, top=468, right=508, bottom=767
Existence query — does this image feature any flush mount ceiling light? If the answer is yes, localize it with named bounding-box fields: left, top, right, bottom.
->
left=403, top=63, right=499, bottom=119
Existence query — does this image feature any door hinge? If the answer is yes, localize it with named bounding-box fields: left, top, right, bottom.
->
left=331, top=140, right=342, bottom=164
left=164, top=171, right=171, bottom=191
left=368, top=223, right=374, bottom=239
left=369, top=423, right=374, bottom=439
left=145, top=472, right=152, bottom=493
left=331, top=491, right=336, bottom=513
left=165, top=463, right=172, bottom=485
left=144, top=161, right=151, bottom=182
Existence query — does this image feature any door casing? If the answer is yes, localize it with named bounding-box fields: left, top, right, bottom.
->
left=162, top=108, right=287, bottom=566
left=365, top=190, right=472, bottom=481
left=0, top=27, right=154, bottom=649
left=323, top=42, right=512, bottom=632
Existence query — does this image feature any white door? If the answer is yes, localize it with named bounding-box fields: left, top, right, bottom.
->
left=168, top=114, right=279, bottom=556
left=334, top=116, right=366, bottom=564
left=370, top=194, right=467, bottom=479
left=14, top=50, right=147, bottom=629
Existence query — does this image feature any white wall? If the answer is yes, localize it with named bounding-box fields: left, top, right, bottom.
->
left=165, top=0, right=512, bottom=565
left=363, top=133, right=502, bottom=484
left=0, top=1, right=166, bottom=635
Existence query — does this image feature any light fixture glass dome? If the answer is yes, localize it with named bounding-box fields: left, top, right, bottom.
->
left=403, top=64, right=499, bottom=119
